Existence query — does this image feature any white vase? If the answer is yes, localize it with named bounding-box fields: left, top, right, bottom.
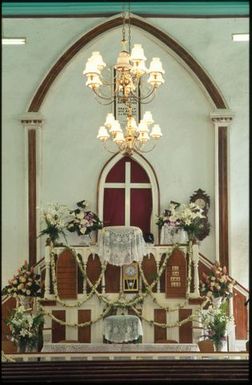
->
left=18, top=296, right=33, bottom=310
left=179, top=229, right=188, bottom=244
left=212, top=297, right=222, bottom=308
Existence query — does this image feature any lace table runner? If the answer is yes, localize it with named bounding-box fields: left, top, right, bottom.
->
left=103, top=315, right=143, bottom=343
left=98, top=226, right=146, bottom=266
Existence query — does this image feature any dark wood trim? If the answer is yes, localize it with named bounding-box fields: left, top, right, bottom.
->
left=218, top=126, right=229, bottom=270
left=28, top=129, right=37, bottom=267
left=28, top=16, right=226, bottom=112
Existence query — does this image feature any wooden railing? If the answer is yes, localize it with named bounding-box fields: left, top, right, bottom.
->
left=2, top=355, right=249, bottom=383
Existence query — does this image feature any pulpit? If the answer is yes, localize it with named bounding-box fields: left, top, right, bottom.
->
left=98, top=226, right=146, bottom=266
left=103, top=315, right=143, bottom=343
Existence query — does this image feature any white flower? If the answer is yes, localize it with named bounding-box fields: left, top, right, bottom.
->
left=80, top=227, right=86, bottom=234
left=76, top=211, right=84, bottom=220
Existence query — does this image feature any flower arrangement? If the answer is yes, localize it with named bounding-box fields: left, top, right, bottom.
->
left=198, top=301, right=234, bottom=351
left=38, top=203, right=69, bottom=244
left=6, top=306, right=44, bottom=352
left=2, top=260, right=42, bottom=298
left=200, top=261, right=236, bottom=300
left=66, top=200, right=103, bottom=236
left=177, top=202, right=206, bottom=240
left=157, top=201, right=208, bottom=241
left=156, top=202, right=181, bottom=230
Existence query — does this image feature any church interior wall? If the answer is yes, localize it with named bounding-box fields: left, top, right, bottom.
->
left=2, top=17, right=249, bottom=290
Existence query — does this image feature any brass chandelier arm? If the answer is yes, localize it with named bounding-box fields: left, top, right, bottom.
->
left=102, top=141, right=120, bottom=154
left=134, top=142, right=157, bottom=153
left=94, top=95, right=115, bottom=106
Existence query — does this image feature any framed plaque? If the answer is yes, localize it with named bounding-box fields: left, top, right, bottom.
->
left=113, top=69, right=141, bottom=127
left=165, top=248, right=187, bottom=298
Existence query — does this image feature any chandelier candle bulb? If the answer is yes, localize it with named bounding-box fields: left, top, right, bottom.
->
left=104, top=113, right=115, bottom=128
left=138, top=120, right=149, bottom=133
left=150, top=124, right=162, bottom=138
left=89, top=51, right=106, bottom=70
left=113, top=131, right=125, bottom=144
left=97, top=126, right=109, bottom=141
left=109, top=120, right=122, bottom=135
left=143, top=111, right=154, bottom=125
left=149, top=57, right=165, bottom=74
left=130, top=44, right=146, bottom=62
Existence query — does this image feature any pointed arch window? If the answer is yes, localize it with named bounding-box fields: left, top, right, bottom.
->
left=98, top=153, right=159, bottom=242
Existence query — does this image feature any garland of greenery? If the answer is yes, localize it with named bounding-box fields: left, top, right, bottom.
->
left=1, top=351, right=16, bottom=362
left=39, top=302, right=112, bottom=328
left=39, top=244, right=209, bottom=329
left=131, top=297, right=210, bottom=328
left=48, top=248, right=107, bottom=308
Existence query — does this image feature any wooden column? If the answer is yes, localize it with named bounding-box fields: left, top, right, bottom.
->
left=21, top=114, right=43, bottom=267
left=210, top=111, right=233, bottom=271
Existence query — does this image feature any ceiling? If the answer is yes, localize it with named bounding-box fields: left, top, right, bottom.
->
left=2, top=1, right=249, bottom=17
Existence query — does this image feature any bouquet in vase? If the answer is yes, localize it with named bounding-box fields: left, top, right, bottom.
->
left=177, top=202, right=207, bottom=241
left=38, top=203, right=69, bottom=245
left=197, top=301, right=234, bottom=351
left=2, top=260, right=42, bottom=298
left=200, top=261, right=236, bottom=301
left=6, top=305, right=44, bottom=352
left=66, top=200, right=103, bottom=238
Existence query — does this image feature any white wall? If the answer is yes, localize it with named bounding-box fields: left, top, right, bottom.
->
left=2, top=16, right=249, bottom=289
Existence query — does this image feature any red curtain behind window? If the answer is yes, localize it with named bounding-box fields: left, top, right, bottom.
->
left=103, top=156, right=152, bottom=235
left=103, top=189, right=125, bottom=226
left=130, top=188, right=152, bottom=234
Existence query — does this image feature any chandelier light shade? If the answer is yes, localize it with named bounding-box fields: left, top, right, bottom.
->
left=83, top=9, right=165, bottom=155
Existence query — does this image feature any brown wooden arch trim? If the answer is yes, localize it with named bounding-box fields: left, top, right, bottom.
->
left=28, top=16, right=227, bottom=112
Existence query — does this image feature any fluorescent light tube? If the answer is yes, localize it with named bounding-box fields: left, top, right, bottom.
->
left=232, top=34, right=249, bottom=42
left=2, top=38, right=26, bottom=45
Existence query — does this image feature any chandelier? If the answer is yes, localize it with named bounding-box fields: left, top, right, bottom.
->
left=83, top=7, right=165, bottom=155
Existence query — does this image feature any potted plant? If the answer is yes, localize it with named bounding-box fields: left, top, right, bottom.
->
left=177, top=202, right=207, bottom=242
left=199, top=261, right=236, bottom=305
left=2, top=260, right=42, bottom=307
left=66, top=200, right=102, bottom=244
left=6, top=306, right=44, bottom=353
left=38, top=203, right=69, bottom=246
left=197, top=301, right=234, bottom=351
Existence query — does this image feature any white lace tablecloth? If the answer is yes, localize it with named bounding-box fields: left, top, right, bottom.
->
left=103, top=315, right=143, bottom=343
left=98, top=226, right=146, bottom=266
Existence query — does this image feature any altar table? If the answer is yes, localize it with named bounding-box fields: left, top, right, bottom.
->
left=103, top=315, right=143, bottom=343
left=98, top=226, right=146, bottom=266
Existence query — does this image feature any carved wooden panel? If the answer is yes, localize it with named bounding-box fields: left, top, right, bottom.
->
left=86, top=254, right=102, bottom=294
left=165, top=248, right=187, bottom=298
left=233, top=288, right=248, bottom=340
left=56, top=249, right=77, bottom=299
left=51, top=310, right=65, bottom=343
left=179, top=308, right=192, bottom=343
left=105, top=263, right=120, bottom=293
left=78, top=310, right=91, bottom=343
left=154, top=309, right=166, bottom=342
left=2, top=297, right=16, bottom=351
left=142, top=254, right=157, bottom=293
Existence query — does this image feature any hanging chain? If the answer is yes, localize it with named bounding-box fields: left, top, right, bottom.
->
left=121, top=2, right=126, bottom=44
left=128, top=0, right=131, bottom=53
